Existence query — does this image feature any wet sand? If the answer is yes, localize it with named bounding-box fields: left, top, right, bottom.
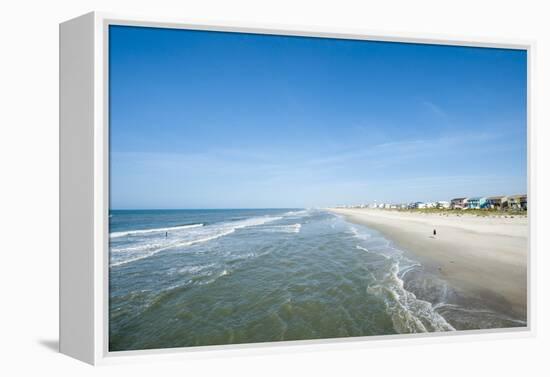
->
left=330, top=208, right=528, bottom=321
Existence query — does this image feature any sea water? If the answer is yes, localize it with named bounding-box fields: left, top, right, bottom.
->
left=109, top=209, right=524, bottom=351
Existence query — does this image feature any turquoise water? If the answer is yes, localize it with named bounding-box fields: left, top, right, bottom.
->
left=109, top=209, right=521, bottom=351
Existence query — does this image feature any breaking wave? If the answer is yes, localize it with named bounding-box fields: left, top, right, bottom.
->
left=350, top=224, right=455, bottom=333
left=110, top=223, right=203, bottom=239
left=110, top=215, right=282, bottom=267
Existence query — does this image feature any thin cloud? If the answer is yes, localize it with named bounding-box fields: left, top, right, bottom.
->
left=421, top=100, right=448, bottom=119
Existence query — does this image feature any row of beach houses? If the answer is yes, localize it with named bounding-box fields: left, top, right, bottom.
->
left=342, top=194, right=528, bottom=211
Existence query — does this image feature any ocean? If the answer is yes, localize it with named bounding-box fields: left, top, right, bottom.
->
left=109, top=208, right=522, bottom=351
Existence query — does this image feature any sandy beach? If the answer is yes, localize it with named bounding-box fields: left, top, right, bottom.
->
left=330, top=208, right=528, bottom=321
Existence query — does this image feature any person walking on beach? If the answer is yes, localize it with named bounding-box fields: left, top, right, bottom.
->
left=433, top=229, right=437, bottom=237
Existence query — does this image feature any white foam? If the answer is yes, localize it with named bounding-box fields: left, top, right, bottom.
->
left=435, top=304, right=527, bottom=326
left=110, top=223, right=203, bottom=239
left=367, top=260, right=455, bottom=333
left=256, top=223, right=301, bottom=233
left=283, top=210, right=309, bottom=217
left=195, top=268, right=231, bottom=286
left=177, top=263, right=216, bottom=275
left=347, top=221, right=454, bottom=332
left=110, top=215, right=282, bottom=267
left=398, top=263, right=422, bottom=280
left=110, top=228, right=236, bottom=267
left=349, top=227, right=371, bottom=241
left=348, top=225, right=455, bottom=332
left=356, top=245, right=370, bottom=253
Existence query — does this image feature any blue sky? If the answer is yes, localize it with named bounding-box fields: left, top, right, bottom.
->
left=109, top=25, right=527, bottom=209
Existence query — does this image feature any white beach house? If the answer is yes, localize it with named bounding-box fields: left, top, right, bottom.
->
left=450, top=197, right=467, bottom=209
left=437, top=201, right=451, bottom=209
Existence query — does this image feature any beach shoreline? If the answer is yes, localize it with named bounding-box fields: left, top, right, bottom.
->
left=329, top=208, right=528, bottom=322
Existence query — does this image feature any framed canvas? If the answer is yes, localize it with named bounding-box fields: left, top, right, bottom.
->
left=59, top=12, right=535, bottom=365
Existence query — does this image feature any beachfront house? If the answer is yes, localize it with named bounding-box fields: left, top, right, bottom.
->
left=508, top=196, right=519, bottom=209
left=487, top=196, right=506, bottom=210
left=508, top=194, right=527, bottom=210
left=437, top=201, right=450, bottom=209
left=521, top=195, right=528, bottom=210
left=450, top=197, right=467, bottom=209
left=466, top=197, right=488, bottom=209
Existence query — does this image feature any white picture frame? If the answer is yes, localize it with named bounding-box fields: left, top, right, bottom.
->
left=59, top=11, right=536, bottom=365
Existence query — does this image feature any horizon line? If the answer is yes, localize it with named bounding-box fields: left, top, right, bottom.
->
left=109, top=207, right=307, bottom=211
